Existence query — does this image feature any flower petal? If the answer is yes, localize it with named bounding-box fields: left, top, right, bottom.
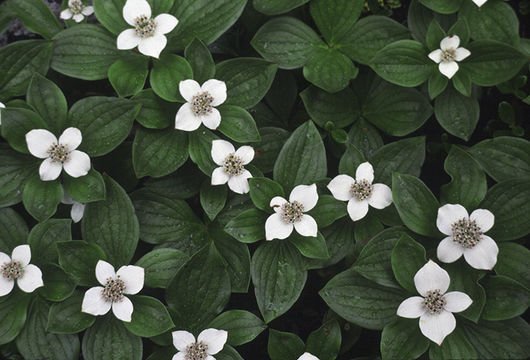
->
left=60, top=9, right=73, bottom=19
left=444, top=291, right=472, bottom=313
left=200, top=108, right=221, bottom=130
left=469, top=209, right=494, bottom=233
left=172, top=330, right=196, bottom=351
left=117, top=29, right=140, bottom=50
left=175, top=103, right=202, bottom=131
left=414, top=260, right=450, bottom=297
left=63, top=150, right=90, bottom=178
left=211, top=139, right=235, bottom=165
left=347, top=198, right=369, bottom=221
left=95, top=260, right=116, bottom=286
left=454, top=47, right=471, bottom=62
left=0, top=275, right=14, bottom=296
left=211, top=167, right=230, bottom=185
left=201, top=79, right=227, bottom=107
left=228, top=170, right=252, bottom=194
left=463, top=235, right=498, bottom=270
left=440, top=35, right=460, bottom=50
left=59, top=127, right=82, bottom=150
left=11, top=245, right=31, bottom=266
left=179, top=79, right=201, bottom=102
left=0, top=252, right=10, bottom=264
left=289, top=184, right=318, bottom=211
left=438, top=61, right=459, bottom=79
left=419, top=311, right=456, bottom=345
left=437, top=236, right=464, bottom=263
left=71, top=202, right=85, bottom=223
left=26, top=129, right=57, bottom=158
left=82, top=286, right=112, bottom=316
left=270, top=196, right=288, bottom=213
left=327, top=174, right=354, bottom=201
left=428, top=49, right=443, bottom=63
left=397, top=296, right=426, bottom=318
left=16, top=264, right=43, bottom=293
left=355, top=162, right=374, bottom=183
left=297, top=353, right=319, bottom=360
left=172, top=352, right=186, bottom=360
left=294, top=215, right=318, bottom=237
left=116, top=265, right=145, bottom=295
left=112, top=296, right=134, bottom=322
left=154, top=14, right=178, bottom=35
left=472, top=0, right=487, bottom=6
left=73, top=13, right=84, bottom=22
left=82, top=6, right=94, bottom=16
left=123, top=0, right=151, bottom=26
left=235, top=146, right=254, bottom=165
left=39, top=158, right=63, bottom=181
left=436, top=204, right=469, bottom=236
left=138, top=34, right=167, bottom=58
left=265, top=213, right=293, bottom=240
left=368, top=183, right=392, bottom=209
left=198, top=328, right=228, bottom=355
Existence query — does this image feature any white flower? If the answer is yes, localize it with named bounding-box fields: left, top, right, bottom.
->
left=436, top=204, right=498, bottom=270
left=81, top=260, right=144, bottom=322
left=175, top=79, right=227, bottom=131
left=117, top=0, right=178, bottom=58
left=472, top=0, right=487, bottom=7
left=397, top=260, right=472, bottom=345
left=210, top=140, right=253, bottom=194
left=0, top=245, right=43, bottom=296
left=327, top=162, right=392, bottom=222
left=298, top=353, right=319, bottom=360
left=265, top=184, right=319, bottom=240
left=60, top=0, right=94, bottom=23
left=0, top=101, right=5, bottom=125
left=428, top=35, right=471, bottom=79
left=62, top=193, right=85, bottom=223
left=171, top=328, right=228, bottom=360
left=25, top=127, right=91, bottom=181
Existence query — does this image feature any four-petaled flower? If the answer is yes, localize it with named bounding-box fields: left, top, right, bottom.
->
left=117, top=0, right=178, bottom=58
left=472, top=0, right=487, bottom=7
left=298, top=353, right=319, bottom=360
left=211, top=140, right=254, bottom=194
left=265, top=184, right=319, bottom=240
left=428, top=35, right=471, bottom=79
left=175, top=79, right=227, bottom=131
left=60, top=0, right=94, bottom=23
left=0, top=245, right=43, bottom=296
left=0, top=101, right=4, bottom=125
left=171, top=328, right=228, bottom=360
left=397, top=260, right=472, bottom=345
left=81, top=260, right=144, bottom=322
left=25, top=127, right=91, bottom=181
left=436, top=204, right=498, bottom=270
left=62, top=192, right=85, bottom=223
left=327, top=162, right=392, bottom=221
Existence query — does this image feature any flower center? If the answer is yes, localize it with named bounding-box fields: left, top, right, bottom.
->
left=350, top=180, right=374, bottom=201
left=281, top=201, right=304, bottom=224
left=223, top=153, right=244, bottom=176
left=69, top=0, right=84, bottom=14
left=134, top=15, right=157, bottom=38
left=101, top=277, right=126, bottom=302
left=451, top=218, right=482, bottom=248
left=1, top=260, right=24, bottom=281
left=185, top=341, right=209, bottom=360
left=47, top=143, right=70, bottom=163
left=191, top=92, right=214, bottom=117
left=423, top=289, right=447, bottom=315
left=441, top=48, right=456, bottom=62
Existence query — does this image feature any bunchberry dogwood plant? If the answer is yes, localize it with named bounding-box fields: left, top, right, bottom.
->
left=0, top=245, right=43, bottom=296
left=0, top=101, right=5, bottom=124
left=298, top=353, right=319, bottom=360
left=472, top=0, right=487, bottom=7
left=171, top=328, right=228, bottom=360
left=211, top=139, right=254, bottom=194
left=428, top=35, right=471, bottom=79
left=60, top=0, right=94, bottom=23
left=61, top=193, right=85, bottom=223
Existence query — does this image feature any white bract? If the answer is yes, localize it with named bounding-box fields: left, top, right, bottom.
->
left=175, top=79, right=227, bottom=131
left=473, top=0, right=487, bottom=7
left=0, top=101, right=4, bottom=125
left=25, top=127, right=91, bottom=181
left=436, top=204, right=498, bottom=270
left=117, top=0, right=178, bottom=58
left=428, top=35, right=471, bottom=79
left=397, top=260, right=472, bottom=345
left=60, top=0, right=94, bottom=23
left=211, top=140, right=254, bottom=194
left=327, top=162, right=392, bottom=221
left=171, top=328, right=228, bottom=360
left=0, top=245, right=43, bottom=296
left=62, top=193, right=85, bottom=223
left=265, top=184, right=319, bottom=240
left=81, top=260, right=144, bottom=322
left=298, top=353, right=319, bottom=360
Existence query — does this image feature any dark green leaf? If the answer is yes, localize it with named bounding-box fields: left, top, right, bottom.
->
left=39, top=263, right=76, bottom=302
left=209, top=310, right=267, bottom=346
left=188, top=127, right=219, bottom=175
left=6, top=0, right=62, bottom=39
left=420, top=0, right=462, bottom=14
left=62, top=168, right=106, bottom=204
left=310, top=0, right=364, bottom=43
left=426, top=19, right=446, bottom=50
left=338, top=144, right=365, bottom=178
left=300, top=86, right=360, bottom=129
left=150, top=54, right=193, bottom=102
left=132, top=89, right=176, bottom=129
left=124, top=296, right=175, bottom=337
left=0, top=107, right=48, bottom=153
left=0, top=291, right=31, bottom=345
left=135, top=248, right=188, bottom=289
left=495, top=242, right=530, bottom=290
left=306, top=320, right=342, bottom=360
left=444, top=261, right=486, bottom=322
left=27, top=218, right=71, bottom=264
left=429, top=327, right=477, bottom=360
left=303, top=49, right=358, bottom=93
left=184, top=38, right=215, bottom=84
left=428, top=71, right=449, bottom=99
left=380, top=318, right=429, bottom=360
left=268, top=329, right=305, bottom=360
left=0, top=208, right=28, bottom=253
left=57, top=240, right=106, bottom=286
left=22, top=176, right=63, bottom=221
left=225, top=208, right=267, bottom=243
left=249, top=177, right=285, bottom=212
left=308, top=195, right=347, bottom=228
left=108, top=55, right=149, bottom=98
left=434, top=85, right=479, bottom=140
left=217, top=105, right=261, bottom=142
left=47, top=290, right=95, bottom=334
left=200, top=181, right=227, bottom=221
left=481, top=275, right=529, bottom=321
left=289, top=231, right=329, bottom=259
left=212, top=228, right=251, bottom=293
left=253, top=0, right=309, bottom=15
left=93, top=0, right=128, bottom=35
left=26, top=73, right=67, bottom=134
left=251, top=127, right=290, bottom=173
left=347, top=119, right=384, bottom=159
left=0, top=148, right=38, bottom=207
left=391, top=234, right=427, bottom=293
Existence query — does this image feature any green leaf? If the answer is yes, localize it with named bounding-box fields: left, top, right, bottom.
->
left=51, top=25, right=122, bottom=80
left=308, top=195, right=347, bottom=228
left=0, top=292, right=31, bottom=345
left=252, top=241, right=307, bottom=323
left=468, top=136, right=530, bottom=182
left=69, top=96, right=140, bottom=157
left=166, top=244, right=231, bottom=334
left=320, top=268, right=406, bottom=330
left=310, top=0, right=364, bottom=44
left=495, top=242, right=530, bottom=290
left=26, top=73, right=67, bottom=134
left=212, top=228, right=251, bottom=293
left=188, top=127, right=219, bottom=175
left=354, top=215, right=384, bottom=244
left=448, top=17, right=470, bottom=46
left=392, top=173, right=440, bottom=237
left=305, top=218, right=354, bottom=270
left=303, top=49, right=358, bottom=93
left=150, top=54, right=193, bottom=102
left=200, top=181, right=227, bottom=221
left=217, top=105, right=261, bottom=142
left=82, top=316, right=142, bottom=360
left=184, top=38, right=215, bottom=84
left=251, top=17, right=324, bottom=69
left=268, top=329, right=305, bottom=360
left=6, top=0, right=62, bottom=39
left=216, top=58, right=278, bottom=109
left=62, top=168, right=106, bottom=204
left=132, top=89, right=176, bottom=129
left=371, top=40, right=434, bottom=87
left=306, top=320, right=342, bottom=360
left=434, top=85, right=479, bottom=140
left=444, top=261, right=486, bottom=322
left=273, top=121, right=327, bottom=191
left=251, top=127, right=291, bottom=173
left=348, top=119, right=384, bottom=159
left=57, top=240, right=106, bottom=286
left=27, top=219, right=71, bottom=264
left=93, top=0, right=128, bottom=35
left=135, top=248, right=188, bottom=289
left=216, top=345, right=244, bottom=360
left=426, top=19, right=446, bottom=50
left=224, top=208, right=267, bottom=243
left=420, top=0, right=462, bottom=14
left=209, top=310, right=267, bottom=346
left=481, top=275, right=529, bottom=321
left=391, top=234, right=427, bottom=293
left=0, top=208, right=28, bottom=253
left=108, top=55, right=149, bottom=98
left=39, top=263, right=76, bottom=302
left=22, top=176, right=63, bottom=221
left=407, top=0, right=433, bottom=45
left=0, top=107, right=48, bottom=153
left=380, top=318, right=429, bottom=360
left=253, top=0, right=309, bottom=15
left=452, top=70, right=472, bottom=97
left=0, top=147, right=38, bottom=207
left=124, top=296, right=175, bottom=337
left=338, top=143, right=365, bottom=178
left=289, top=231, right=329, bottom=259
left=47, top=290, right=95, bottom=334
left=479, top=178, right=530, bottom=241
left=249, top=177, right=285, bottom=212
left=429, top=327, right=477, bottom=360
left=82, top=175, right=139, bottom=266
left=428, top=71, right=449, bottom=99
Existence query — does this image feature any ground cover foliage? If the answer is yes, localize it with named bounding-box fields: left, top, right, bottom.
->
left=0, top=0, right=529, bottom=359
